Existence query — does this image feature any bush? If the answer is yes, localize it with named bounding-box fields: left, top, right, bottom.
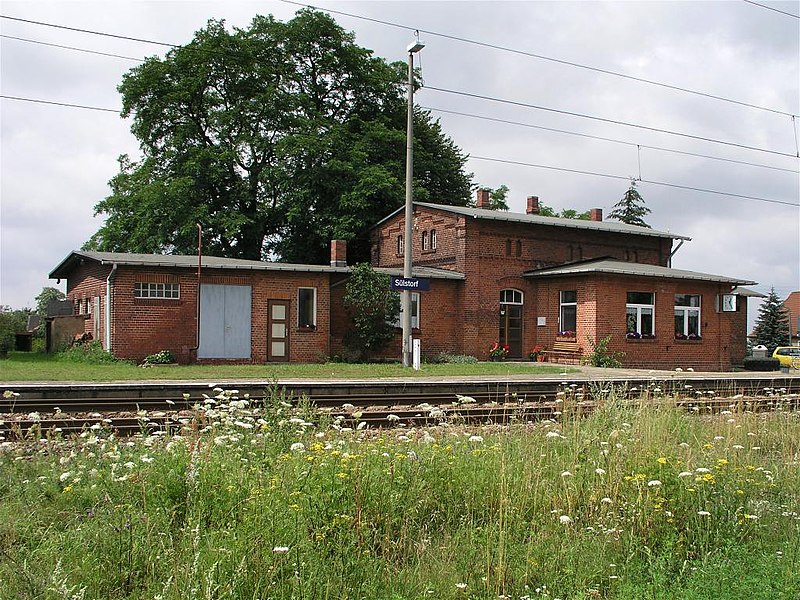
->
left=584, top=334, right=624, bottom=368
left=142, top=349, right=176, bottom=365
left=742, top=357, right=780, bottom=371
left=58, top=341, right=120, bottom=364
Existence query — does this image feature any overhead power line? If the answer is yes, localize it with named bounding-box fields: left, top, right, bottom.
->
left=469, top=155, right=799, bottom=207
left=742, top=0, right=800, bottom=18
left=1, top=34, right=144, bottom=61
left=0, top=15, right=176, bottom=47
left=3, top=8, right=796, bottom=120
left=280, top=0, right=798, bottom=119
left=424, top=105, right=799, bottom=174
left=2, top=93, right=795, bottom=208
left=0, top=94, right=119, bottom=113
left=426, top=86, right=799, bottom=159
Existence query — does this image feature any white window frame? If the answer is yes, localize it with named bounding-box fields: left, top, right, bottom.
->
left=396, top=235, right=403, bottom=255
left=421, top=230, right=429, bottom=250
left=559, top=290, right=577, bottom=334
left=135, top=282, right=180, bottom=299
left=500, top=289, right=523, bottom=305
left=297, top=287, right=317, bottom=328
left=675, top=294, right=702, bottom=338
left=430, top=229, right=437, bottom=250
left=626, top=291, right=655, bottom=337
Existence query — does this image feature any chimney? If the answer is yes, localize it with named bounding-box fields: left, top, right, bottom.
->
left=330, top=239, right=347, bottom=267
left=476, top=188, right=490, bottom=209
left=590, top=208, right=603, bottom=222
left=526, top=196, right=540, bottom=215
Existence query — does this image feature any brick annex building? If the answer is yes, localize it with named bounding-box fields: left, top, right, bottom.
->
left=51, top=190, right=756, bottom=370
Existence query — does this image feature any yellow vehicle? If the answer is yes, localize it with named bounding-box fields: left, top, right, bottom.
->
left=772, top=346, right=800, bottom=369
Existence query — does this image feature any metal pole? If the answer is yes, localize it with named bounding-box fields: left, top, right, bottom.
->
left=403, top=40, right=423, bottom=367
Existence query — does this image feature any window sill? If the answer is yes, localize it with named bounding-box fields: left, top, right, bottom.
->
left=674, top=337, right=703, bottom=343
left=626, top=336, right=657, bottom=342
left=297, top=325, right=317, bottom=332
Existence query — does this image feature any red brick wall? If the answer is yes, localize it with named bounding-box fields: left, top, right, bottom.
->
left=66, top=263, right=332, bottom=364
left=532, top=275, right=744, bottom=371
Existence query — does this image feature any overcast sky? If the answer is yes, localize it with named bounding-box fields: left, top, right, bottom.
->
left=1, top=0, right=798, bottom=326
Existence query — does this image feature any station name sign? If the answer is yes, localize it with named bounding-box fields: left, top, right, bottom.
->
left=390, top=276, right=430, bottom=292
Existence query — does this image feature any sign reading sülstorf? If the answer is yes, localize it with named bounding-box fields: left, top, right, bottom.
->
left=390, top=277, right=430, bottom=292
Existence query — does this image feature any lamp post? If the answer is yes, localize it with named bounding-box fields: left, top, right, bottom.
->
left=402, top=38, right=424, bottom=367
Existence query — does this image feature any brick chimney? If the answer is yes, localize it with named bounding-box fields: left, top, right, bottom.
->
left=476, top=188, right=490, bottom=209
left=330, top=239, right=347, bottom=267
left=526, top=196, right=540, bottom=215
left=590, top=208, right=603, bottom=222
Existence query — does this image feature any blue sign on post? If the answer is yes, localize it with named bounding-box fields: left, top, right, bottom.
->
left=390, top=276, right=430, bottom=292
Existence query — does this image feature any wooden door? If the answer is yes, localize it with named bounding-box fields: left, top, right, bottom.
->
left=268, top=300, right=290, bottom=362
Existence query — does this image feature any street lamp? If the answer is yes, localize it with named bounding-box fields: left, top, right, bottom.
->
left=402, top=37, right=424, bottom=368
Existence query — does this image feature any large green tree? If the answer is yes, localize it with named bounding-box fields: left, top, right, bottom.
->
left=86, top=10, right=471, bottom=263
left=608, top=180, right=651, bottom=228
left=752, top=288, right=791, bottom=354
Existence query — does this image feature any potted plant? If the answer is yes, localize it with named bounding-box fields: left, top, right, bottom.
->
left=489, top=342, right=510, bottom=361
left=529, top=345, right=545, bottom=361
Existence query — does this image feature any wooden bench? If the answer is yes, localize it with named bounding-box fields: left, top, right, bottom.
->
left=543, top=341, right=583, bottom=364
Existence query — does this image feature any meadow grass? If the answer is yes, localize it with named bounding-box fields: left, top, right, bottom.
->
left=0, top=386, right=798, bottom=599
left=0, top=351, right=570, bottom=382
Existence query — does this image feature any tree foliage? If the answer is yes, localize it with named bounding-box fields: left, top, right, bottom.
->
left=538, top=203, right=591, bottom=220
left=86, top=10, right=472, bottom=264
left=34, top=287, right=66, bottom=317
left=608, top=180, right=651, bottom=228
left=0, top=307, right=31, bottom=353
left=470, top=185, right=510, bottom=211
left=751, top=288, right=791, bottom=354
left=342, top=263, right=400, bottom=361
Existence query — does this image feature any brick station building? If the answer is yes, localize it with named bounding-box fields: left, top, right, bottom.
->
left=50, top=190, right=756, bottom=370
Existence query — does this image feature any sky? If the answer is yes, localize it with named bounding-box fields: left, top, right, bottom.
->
left=1, top=0, right=798, bottom=328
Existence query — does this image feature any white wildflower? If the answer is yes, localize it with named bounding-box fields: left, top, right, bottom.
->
left=559, top=515, right=572, bottom=525
left=595, top=468, right=606, bottom=476
left=697, top=510, right=711, bottom=517
left=468, top=435, right=484, bottom=443
left=290, top=442, right=305, bottom=452
left=647, top=480, right=662, bottom=487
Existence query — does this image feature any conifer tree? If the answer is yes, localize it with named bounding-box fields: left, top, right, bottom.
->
left=609, top=180, right=651, bottom=228
left=751, top=287, right=791, bottom=354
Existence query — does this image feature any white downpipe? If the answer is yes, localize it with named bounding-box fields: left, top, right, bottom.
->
left=105, top=263, right=118, bottom=351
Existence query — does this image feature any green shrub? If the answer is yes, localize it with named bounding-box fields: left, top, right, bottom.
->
left=58, top=341, right=120, bottom=364
left=142, top=349, right=175, bottom=365
left=742, top=356, right=780, bottom=371
left=584, top=334, right=624, bottom=367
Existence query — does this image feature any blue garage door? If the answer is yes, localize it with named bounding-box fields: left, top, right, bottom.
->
left=198, top=284, right=252, bottom=359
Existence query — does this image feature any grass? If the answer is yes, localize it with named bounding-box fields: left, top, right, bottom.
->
left=1, top=386, right=798, bottom=599
left=0, top=351, right=573, bottom=382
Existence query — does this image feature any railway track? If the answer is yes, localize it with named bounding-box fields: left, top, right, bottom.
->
left=2, top=375, right=798, bottom=439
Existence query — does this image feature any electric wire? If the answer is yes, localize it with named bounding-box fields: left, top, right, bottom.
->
left=0, top=94, right=120, bottom=113
left=2, top=91, right=796, bottom=207
left=4, top=12, right=796, bottom=160
left=0, top=15, right=175, bottom=48
left=3, top=8, right=796, bottom=120
left=423, top=106, right=799, bottom=173
left=742, top=0, right=800, bottom=18
left=426, top=85, right=799, bottom=159
left=279, top=0, right=798, bottom=119
left=1, top=33, right=144, bottom=61
left=469, top=155, right=799, bottom=207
